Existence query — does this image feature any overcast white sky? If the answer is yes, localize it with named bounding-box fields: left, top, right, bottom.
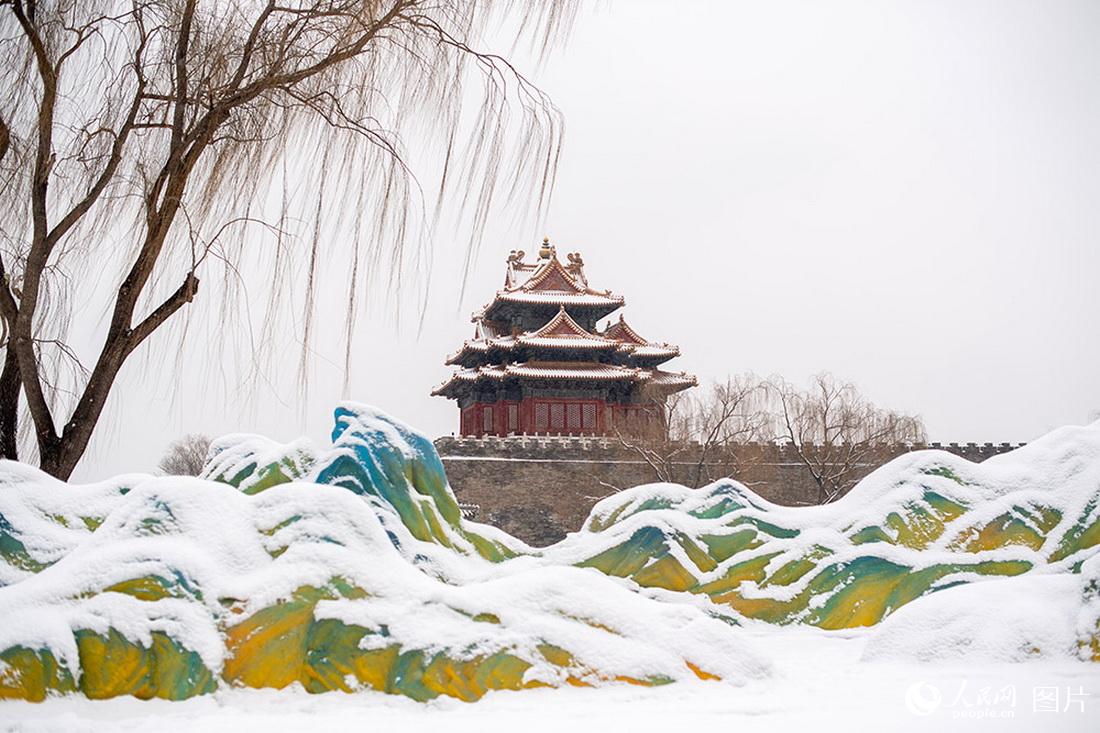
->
left=74, top=0, right=1100, bottom=480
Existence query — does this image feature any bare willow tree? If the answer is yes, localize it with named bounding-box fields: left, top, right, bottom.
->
left=604, top=372, right=926, bottom=501
left=158, top=432, right=210, bottom=475
left=609, top=376, right=770, bottom=490
left=0, top=1, right=575, bottom=478
left=768, top=372, right=926, bottom=503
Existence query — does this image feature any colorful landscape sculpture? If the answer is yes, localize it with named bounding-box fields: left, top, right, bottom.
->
left=0, top=404, right=1097, bottom=702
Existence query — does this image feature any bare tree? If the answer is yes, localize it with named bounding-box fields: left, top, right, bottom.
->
left=608, top=376, right=769, bottom=490
left=604, top=391, right=690, bottom=489
left=600, top=372, right=926, bottom=502
left=768, top=372, right=926, bottom=503
left=158, top=432, right=210, bottom=475
left=0, top=1, right=575, bottom=478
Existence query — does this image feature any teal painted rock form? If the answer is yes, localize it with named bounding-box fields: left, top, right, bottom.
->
left=0, top=405, right=1097, bottom=704
left=0, top=462, right=136, bottom=586
left=0, top=405, right=762, bottom=702
left=312, top=405, right=521, bottom=561
left=560, top=422, right=1100, bottom=628
left=201, top=434, right=316, bottom=494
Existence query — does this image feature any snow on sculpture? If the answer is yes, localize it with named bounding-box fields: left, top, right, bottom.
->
left=553, top=422, right=1100, bottom=629
left=0, top=405, right=764, bottom=701
left=0, top=403, right=1096, bottom=703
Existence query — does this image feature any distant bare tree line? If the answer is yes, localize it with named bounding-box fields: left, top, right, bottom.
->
left=158, top=433, right=210, bottom=476
left=613, top=372, right=927, bottom=503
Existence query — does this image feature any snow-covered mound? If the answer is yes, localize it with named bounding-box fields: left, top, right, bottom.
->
left=549, top=422, right=1100, bottom=631
left=864, top=553, right=1100, bottom=663
left=203, top=405, right=526, bottom=565
left=0, top=463, right=144, bottom=586
left=201, top=433, right=316, bottom=494
left=0, top=405, right=765, bottom=702
left=0, top=405, right=1096, bottom=704
left=861, top=573, right=1081, bottom=662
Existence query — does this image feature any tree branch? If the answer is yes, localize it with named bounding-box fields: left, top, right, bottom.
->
left=127, top=272, right=200, bottom=353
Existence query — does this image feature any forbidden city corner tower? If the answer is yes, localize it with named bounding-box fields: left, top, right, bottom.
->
left=432, top=238, right=697, bottom=437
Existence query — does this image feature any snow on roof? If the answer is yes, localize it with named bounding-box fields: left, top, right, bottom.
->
left=432, top=362, right=635, bottom=394
left=517, top=306, right=619, bottom=349
left=490, top=289, right=625, bottom=309
left=446, top=308, right=623, bottom=365
left=443, top=243, right=691, bottom=383
left=517, top=336, right=620, bottom=350
left=505, top=240, right=591, bottom=289
left=603, top=315, right=648, bottom=345
left=602, top=315, right=681, bottom=359
left=444, top=336, right=514, bottom=365
left=482, top=242, right=623, bottom=318
left=640, top=369, right=698, bottom=389
left=521, top=254, right=585, bottom=293
left=503, top=250, right=542, bottom=289
left=503, top=361, right=639, bottom=380
left=473, top=319, right=507, bottom=340
left=618, top=343, right=681, bottom=359
left=432, top=362, right=697, bottom=395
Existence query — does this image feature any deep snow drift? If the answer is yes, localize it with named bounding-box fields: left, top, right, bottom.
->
left=0, top=404, right=1097, bottom=704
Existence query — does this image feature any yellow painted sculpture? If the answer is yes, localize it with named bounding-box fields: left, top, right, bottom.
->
left=0, top=405, right=1097, bottom=702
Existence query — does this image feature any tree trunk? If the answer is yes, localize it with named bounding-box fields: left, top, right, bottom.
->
left=0, top=348, right=20, bottom=460
left=35, top=344, right=130, bottom=481
left=0, top=116, right=13, bottom=461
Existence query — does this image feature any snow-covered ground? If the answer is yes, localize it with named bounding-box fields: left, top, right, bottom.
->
left=1, top=406, right=1098, bottom=728
left=3, top=627, right=1097, bottom=732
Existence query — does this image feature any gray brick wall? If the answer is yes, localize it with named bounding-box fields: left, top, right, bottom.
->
left=435, top=437, right=1022, bottom=546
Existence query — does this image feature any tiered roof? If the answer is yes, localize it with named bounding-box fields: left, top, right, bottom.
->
left=603, top=315, right=681, bottom=363
left=436, top=362, right=637, bottom=387
left=445, top=306, right=619, bottom=366
left=432, top=363, right=696, bottom=395
left=433, top=240, right=696, bottom=398
left=479, top=242, right=624, bottom=320
left=518, top=307, right=619, bottom=349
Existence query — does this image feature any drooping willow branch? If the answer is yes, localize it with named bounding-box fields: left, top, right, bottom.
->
left=0, top=0, right=577, bottom=478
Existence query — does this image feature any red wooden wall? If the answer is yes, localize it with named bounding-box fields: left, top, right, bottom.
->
left=458, top=398, right=660, bottom=437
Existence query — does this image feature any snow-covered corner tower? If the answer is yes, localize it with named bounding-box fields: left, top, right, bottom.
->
left=432, top=238, right=696, bottom=436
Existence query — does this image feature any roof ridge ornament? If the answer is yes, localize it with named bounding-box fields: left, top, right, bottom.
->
left=522, top=249, right=587, bottom=294
left=539, top=236, right=554, bottom=259
left=565, top=251, right=588, bottom=287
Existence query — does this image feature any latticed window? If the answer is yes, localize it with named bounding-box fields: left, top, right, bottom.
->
left=582, top=402, right=597, bottom=429
left=482, top=406, right=494, bottom=433
left=566, top=403, right=581, bottom=430
left=507, top=404, right=519, bottom=433
left=535, top=402, right=549, bottom=430
left=550, top=403, right=565, bottom=430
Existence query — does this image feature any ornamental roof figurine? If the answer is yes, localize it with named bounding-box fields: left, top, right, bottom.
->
left=433, top=239, right=696, bottom=437
left=487, top=237, right=624, bottom=321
